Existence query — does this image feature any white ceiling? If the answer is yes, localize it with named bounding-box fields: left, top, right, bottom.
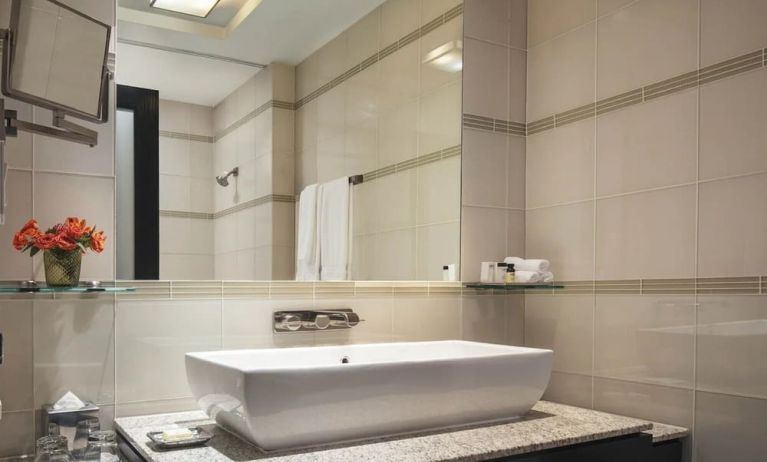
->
left=116, top=0, right=386, bottom=106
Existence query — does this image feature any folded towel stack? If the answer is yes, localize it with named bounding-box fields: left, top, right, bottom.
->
left=504, top=257, right=555, bottom=283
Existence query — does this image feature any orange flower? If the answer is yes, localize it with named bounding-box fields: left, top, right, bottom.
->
left=64, top=217, right=92, bottom=241
left=90, top=230, right=106, bottom=253
left=53, top=235, right=78, bottom=252
left=33, top=233, right=57, bottom=250
left=12, top=219, right=41, bottom=250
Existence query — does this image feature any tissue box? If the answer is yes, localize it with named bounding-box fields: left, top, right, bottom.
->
left=42, top=402, right=100, bottom=451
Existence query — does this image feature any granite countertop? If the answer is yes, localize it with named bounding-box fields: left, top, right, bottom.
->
left=114, top=401, right=687, bottom=462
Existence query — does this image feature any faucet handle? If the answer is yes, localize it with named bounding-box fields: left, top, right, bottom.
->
left=275, top=313, right=302, bottom=331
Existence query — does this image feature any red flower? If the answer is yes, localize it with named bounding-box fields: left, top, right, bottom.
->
left=90, top=230, right=106, bottom=253
left=12, top=219, right=41, bottom=250
left=33, top=233, right=57, bottom=250
left=63, top=217, right=92, bottom=241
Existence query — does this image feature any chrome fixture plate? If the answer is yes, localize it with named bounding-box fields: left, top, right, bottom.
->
left=273, top=309, right=362, bottom=332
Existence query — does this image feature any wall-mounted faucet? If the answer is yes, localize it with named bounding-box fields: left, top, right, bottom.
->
left=274, top=309, right=362, bottom=332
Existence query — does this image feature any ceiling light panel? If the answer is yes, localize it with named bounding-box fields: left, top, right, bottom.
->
left=150, top=0, right=221, bottom=18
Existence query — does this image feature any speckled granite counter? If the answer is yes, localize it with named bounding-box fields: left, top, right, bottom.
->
left=114, top=401, right=689, bottom=462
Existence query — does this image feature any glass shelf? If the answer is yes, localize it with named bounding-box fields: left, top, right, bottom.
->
left=464, top=282, right=564, bottom=290
left=0, top=286, right=136, bottom=293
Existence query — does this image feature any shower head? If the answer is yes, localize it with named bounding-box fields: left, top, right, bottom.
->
left=216, top=167, right=239, bottom=187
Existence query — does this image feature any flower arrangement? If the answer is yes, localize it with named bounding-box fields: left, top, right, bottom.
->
left=12, top=217, right=106, bottom=287
left=13, top=217, right=105, bottom=256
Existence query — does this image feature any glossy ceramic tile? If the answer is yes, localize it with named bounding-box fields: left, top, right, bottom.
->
left=460, top=206, right=511, bottom=282
left=0, top=300, right=33, bottom=412
left=116, top=299, right=221, bottom=404
left=418, top=81, right=462, bottom=156
left=593, top=377, right=694, bottom=427
left=379, top=41, right=420, bottom=112
left=700, top=0, right=767, bottom=66
left=527, top=0, right=595, bottom=48
left=699, top=70, right=767, bottom=181
left=463, top=38, right=509, bottom=121
left=380, top=0, right=420, bottom=45
left=374, top=229, right=417, bottom=280
left=462, top=295, right=508, bottom=344
left=222, top=299, right=278, bottom=349
left=419, top=15, right=463, bottom=95
left=417, top=156, right=461, bottom=225
left=597, top=0, right=698, bottom=99
left=596, top=89, right=698, bottom=196
left=527, top=22, right=595, bottom=121
left=526, top=118, right=595, bottom=208
left=464, top=0, right=508, bottom=45
left=696, top=295, right=767, bottom=398
left=694, top=391, right=767, bottom=462
left=542, top=371, right=593, bottom=409
left=160, top=254, right=214, bottom=280
left=34, top=299, right=115, bottom=407
left=0, top=170, right=33, bottom=280
left=462, top=129, right=510, bottom=208
left=505, top=294, right=525, bottom=345
left=698, top=174, right=767, bottom=278
left=0, top=410, right=34, bottom=458
left=375, top=170, right=417, bottom=231
left=594, top=295, right=695, bottom=388
left=524, top=294, right=594, bottom=374
left=392, top=295, right=461, bottom=341
left=416, top=221, right=460, bottom=281
left=525, top=201, right=595, bottom=281
left=596, top=185, right=697, bottom=280
left=378, top=99, right=418, bottom=166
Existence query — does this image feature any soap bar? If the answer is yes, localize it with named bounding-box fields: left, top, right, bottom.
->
left=161, top=428, right=195, bottom=442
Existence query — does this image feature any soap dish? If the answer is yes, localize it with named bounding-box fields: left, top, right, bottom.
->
left=147, top=427, right=213, bottom=450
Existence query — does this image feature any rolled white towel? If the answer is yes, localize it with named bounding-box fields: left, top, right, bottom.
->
left=504, top=257, right=550, bottom=272
left=541, top=271, right=554, bottom=283
left=513, top=270, right=543, bottom=283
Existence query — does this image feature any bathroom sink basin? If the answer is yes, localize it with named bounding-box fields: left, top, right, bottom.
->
left=186, top=340, right=553, bottom=450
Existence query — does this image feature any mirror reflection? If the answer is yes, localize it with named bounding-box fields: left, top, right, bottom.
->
left=115, top=0, right=463, bottom=281
left=4, top=0, right=110, bottom=120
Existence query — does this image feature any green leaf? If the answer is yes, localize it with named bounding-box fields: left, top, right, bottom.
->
left=30, top=247, right=40, bottom=257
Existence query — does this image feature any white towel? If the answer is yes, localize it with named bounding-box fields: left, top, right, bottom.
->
left=541, top=271, right=554, bottom=283
left=319, top=177, right=352, bottom=281
left=295, top=184, right=319, bottom=280
left=504, top=257, right=550, bottom=272
left=514, top=271, right=543, bottom=283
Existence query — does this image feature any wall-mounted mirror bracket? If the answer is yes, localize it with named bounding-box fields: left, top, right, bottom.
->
left=2, top=105, right=97, bottom=146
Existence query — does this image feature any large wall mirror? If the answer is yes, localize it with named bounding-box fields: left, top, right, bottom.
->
left=115, top=0, right=463, bottom=281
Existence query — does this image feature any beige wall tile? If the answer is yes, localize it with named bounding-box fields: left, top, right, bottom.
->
left=593, top=377, right=694, bottom=427
left=596, top=185, right=697, bottom=280
left=318, top=34, right=348, bottom=88
left=421, top=0, right=462, bottom=23
left=34, top=299, right=114, bottom=407
left=526, top=201, right=595, bottom=281
left=462, top=129, right=509, bottom=208
left=272, top=202, right=296, bottom=248
left=374, top=229, right=417, bottom=280
left=697, top=295, right=767, bottom=398
left=420, top=16, right=463, bottom=95
left=527, top=22, right=595, bottom=121
left=526, top=118, right=595, bottom=208
left=222, top=299, right=278, bottom=350
left=596, top=89, right=698, bottom=196
left=0, top=171, right=33, bottom=280
left=189, top=103, right=214, bottom=137
left=116, top=397, right=198, bottom=419
left=507, top=135, right=526, bottom=210
left=4, top=100, right=33, bottom=169
left=542, top=371, right=593, bottom=408
left=524, top=294, right=594, bottom=374
left=379, top=41, right=420, bottom=113
left=418, top=82, right=462, bottom=156
left=392, top=295, right=461, bottom=341
left=464, top=0, right=509, bottom=45
left=0, top=410, right=34, bottom=458
left=160, top=254, right=214, bottom=280
left=417, top=222, right=460, bottom=280
left=295, top=102, right=317, bottom=153
left=461, top=206, right=510, bottom=282
left=698, top=174, right=767, bottom=277
left=0, top=300, right=33, bottom=412
left=694, top=392, right=767, bottom=462
left=346, top=8, right=381, bottom=68
left=506, top=209, right=526, bottom=262
left=509, top=0, right=528, bottom=50
left=462, top=295, right=508, bottom=344
left=528, top=0, right=596, bottom=48
left=699, top=71, right=767, bottom=181
left=296, top=53, right=319, bottom=101
left=700, top=0, right=767, bottom=66
left=381, top=0, right=420, bottom=46
left=508, top=48, right=527, bottom=122
left=378, top=99, right=418, bottom=166
left=116, top=299, right=221, bottom=404
left=463, top=38, right=510, bottom=121
left=160, top=99, right=191, bottom=133
left=505, top=294, right=525, bottom=345
left=594, top=295, right=695, bottom=388
left=376, top=170, right=417, bottom=231
left=597, top=0, right=636, bottom=17
left=597, top=0, right=698, bottom=99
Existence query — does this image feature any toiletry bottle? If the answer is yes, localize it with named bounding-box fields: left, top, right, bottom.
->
left=495, top=262, right=508, bottom=283
left=504, top=263, right=516, bottom=283
left=442, top=265, right=450, bottom=281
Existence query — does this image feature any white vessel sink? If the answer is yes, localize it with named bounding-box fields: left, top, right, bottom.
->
left=186, top=340, right=553, bottom=451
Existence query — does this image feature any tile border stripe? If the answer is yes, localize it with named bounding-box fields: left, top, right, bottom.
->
left=528, top=47, right=767, bottom=136
left=361, top=145, right=461, bottom=182
left=159, top=130, right=215, bottom=143
left=159, top=210, right=215, bottom=220
left=463, top=114, right=526, bottom=136
left=530, top=277, right=765, bottom=295
left=215, top=100, right=295, bottom=142
left=294, top=3, right=463, bottom=110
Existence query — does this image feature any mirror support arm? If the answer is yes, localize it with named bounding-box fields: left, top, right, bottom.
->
left=3, top=106, right=97, bottom=146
